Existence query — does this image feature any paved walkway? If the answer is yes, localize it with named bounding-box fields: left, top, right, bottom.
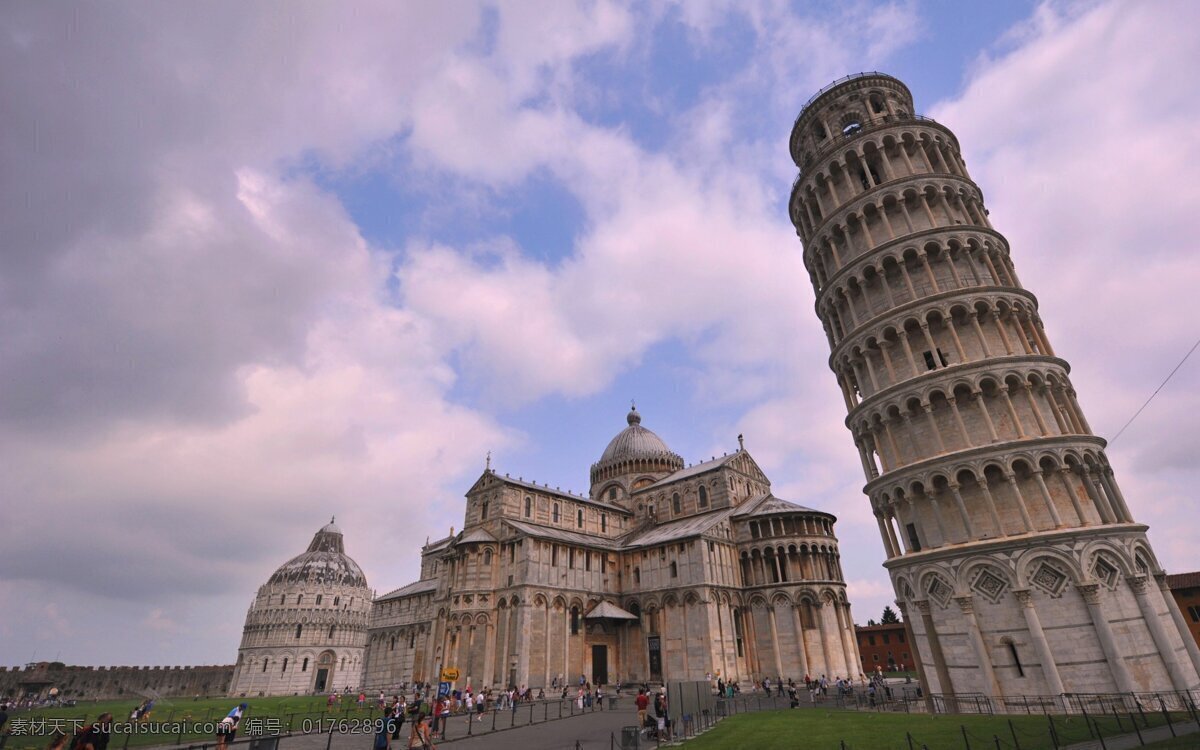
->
left=1064, top=719, right=1199, bottom=750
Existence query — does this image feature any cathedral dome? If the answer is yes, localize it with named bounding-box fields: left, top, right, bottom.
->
left=591, top=407, right=684, bottom=489
left=599, top=407, right=676, bottom=463
left=267, top=518, right=367, bottom=588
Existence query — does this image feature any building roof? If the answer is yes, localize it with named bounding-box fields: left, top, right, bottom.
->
left=505, top=519, right=622, bottom=550
left=1167, top=571, right=1200, bottom=590
left=423, top=534, right=455, bottom=553
left=637, top=453, right=738, bottom=492
left=457, top=527, right=497, bottom=545
left=376, top=578, right=438, bottom=602
left=620, top=508, right=736, bottom=548
left=268, top=520, right=368, bottom=588
left=585, top=601, right=639, bottom=620
left=731, top=493, right=827, bottom=519
left=474, top=471, right=633, bottom=514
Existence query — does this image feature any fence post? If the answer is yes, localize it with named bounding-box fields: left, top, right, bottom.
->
left=906, top=731, right=915, bottom=750
left=1047, top=714, right=1059, bottom=750
left=529, top=702, right=534, bottom=724
left=1081, top=702, right=1095, bottom=738
left=1110, top=704, right=1123, bottom=732
left=1157, top=696, right=1175, bottom=737
left=961, top=725, right=970, bottom=750
left=1008, top=719, right=1021, bottom=750
left=492, top=705, right=497, bottom=731
left=1130, top=710, right=1144, bottom=746
left=1092, top=716, right=1108, bottom=750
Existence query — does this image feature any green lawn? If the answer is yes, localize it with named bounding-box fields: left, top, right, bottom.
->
left=682, top=708, right=1197, bottom=750
left=2, top=694, right=385, bottom=750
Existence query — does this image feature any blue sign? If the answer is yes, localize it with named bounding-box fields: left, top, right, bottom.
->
left=437, top=681, right=451, bottom=698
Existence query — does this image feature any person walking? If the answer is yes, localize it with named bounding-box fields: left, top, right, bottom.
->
left=373, top=708, right=396, bottom=750
left=635, top=688, right=649, bottom=731
left=406, top=712, right=435, bottom=750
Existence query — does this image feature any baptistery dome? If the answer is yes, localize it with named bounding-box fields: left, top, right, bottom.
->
left=267, top=519, right=367, bottom=588
left=229, top=519, right=372, bottom=696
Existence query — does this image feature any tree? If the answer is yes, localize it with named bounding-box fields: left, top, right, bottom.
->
left=880, top=605, right=900, bottom=624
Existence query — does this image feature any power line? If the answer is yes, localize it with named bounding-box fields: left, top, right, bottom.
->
left=1109, top=334, right=1200, bottom=444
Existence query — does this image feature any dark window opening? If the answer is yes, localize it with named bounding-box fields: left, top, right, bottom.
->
left=302, top=658, right=308, bottom=672
left=585, top=552, right=592, bottom=572
left=1008, top=641, right=1025, bottom=677
left=328, top=625, right=335, bottom=639
left=633, top=567, right=640, bottom=584
left=570, top=606, right=581, bottom=635
left=281, top=658, right=288, bottom=673
left=553, top=503, right=560, bottom=523
left=552, top=545, right=559, bottom=566
left=601, top=514, right=607, bottom=533
left=906, top=523, right=922, bottom=552
left=922, top=349, right=949, bottom=370
left=295, top=624, right=302, bottom=639
left=868, top=635, right=876, bottom=646
left=608, top=487, right=617, bottom=501
left=672, top=493, right=681, bottom=514
left=670, top=561, right=678, bottom=578
left=577, top=509, right=584, bottom=528
left=481, top=500, right=488, bottom=520
left=699, top=486, right=708, bottom=507
left=524, top=496, right=532, bottom=518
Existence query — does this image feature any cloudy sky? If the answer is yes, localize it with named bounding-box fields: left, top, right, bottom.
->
left=3, top=0, right=1199, bottom=667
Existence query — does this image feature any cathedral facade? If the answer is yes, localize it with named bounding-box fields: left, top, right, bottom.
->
left=361, top=408, right=860, bottom=691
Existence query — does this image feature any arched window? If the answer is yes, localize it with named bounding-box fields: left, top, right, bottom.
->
left=608, top=487, right=617, bottom=501
left=869, top=93, right=886, bottom=114
left=601, top=514, right=607, bottom=533
left=316, top=595, right=323, bottom=605
left=297, top=594, right=303, bottom=605
left=262, top=659, right=268, bottom=673
left=553, top=503, right=560, bottom=523
left=524, top=496, right=532, bottom=517
left=670, top=561, right=678, bottom=578
left=282, top=657, right=289, bottom=673
left=483, top=549, right=493, bottom=566
left=295, top=624, right=302, bottom=639
left=813, top=121, right=827, bottom=140
left=633, top=567, right=640, bottom=584
left=577, top=509, right=584, bottom=528
left=570, top=606, right=581, bottom=635
left=409, top=633, right=416, bottom=649
left=481, top=500, right=489, bottom=520
left=329, top=625, right=336, bottom=639
left=302, top=657, right=309, bottom=672
left=698, top=486, right=708, bottom=508
left=672, top=493, right=681, bottom=514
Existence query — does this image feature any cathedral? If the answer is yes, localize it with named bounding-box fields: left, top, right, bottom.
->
left=359, top=407, right=859, bottom=692
left=230, top=407, right=859, bottom=696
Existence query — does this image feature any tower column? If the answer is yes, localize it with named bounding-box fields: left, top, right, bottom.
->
left=1078, top=584, right=1135, bottom=693
left=1155, top=572, right=1200, bottom=678
left=1013, top=589, right=1065, bottom=696
left=956, top=596, right=999, bottom=697
left=1127, top=575, right=1191, bottom=691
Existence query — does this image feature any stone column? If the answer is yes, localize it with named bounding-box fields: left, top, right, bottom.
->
left=1154, top=572, right=1200, bottom=678
left=767, top=604, right=784, bottom=680
left=948, top=483, right=975, bottom=539
left=1013, top=589, right=1064, bottom=696
left=915, top=599, right=954, bottom=696
left=956, top=596, right=999, bottom=697
left=816, top=601, right=834, bottom=679
left=1078, top=584, right=1135, bottom=693
left=791, top=604, right=811, bottom=678
left=1032, top=470, right=1064, bottom=528
left=1127, top=575, right=1191, bottom=691
left=1004, top=473, right=1036, bottom=533
left=483, top=620, right=497, bottom=688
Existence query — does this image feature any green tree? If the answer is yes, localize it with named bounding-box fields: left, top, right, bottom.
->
left=880, top=605, right=900, bottom=624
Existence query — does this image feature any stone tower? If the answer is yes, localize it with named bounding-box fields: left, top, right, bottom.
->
left=788, top=72, right=1200, bottom=699
left=229, top=519, right=371, bottom=696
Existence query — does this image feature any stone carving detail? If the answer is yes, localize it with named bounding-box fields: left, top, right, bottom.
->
left=954, top=595, right=975, bottom=615
left=927, top=575, right=953, bottom=608
left=970, top=568, right=1008, bottom=603
left=1077, top=583, right=1101, bottom=606
left=1092, top=556, right=1119, bottom=589
left=1125, top=574, right=1148, bottom=595
left=1012, top=588, right=1034, bottom=607
left=1030, top=561, right=1069, bottom=597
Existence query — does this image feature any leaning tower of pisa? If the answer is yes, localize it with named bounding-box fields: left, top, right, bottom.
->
left=788, top=73, right=1200, bottom=700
